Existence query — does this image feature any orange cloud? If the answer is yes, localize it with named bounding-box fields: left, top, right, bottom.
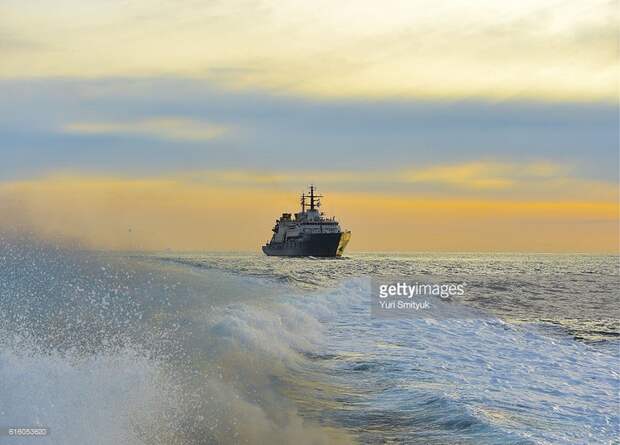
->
left=188, top=162, right=618, bottom=203
left=402, top=161, right=567, bottom=190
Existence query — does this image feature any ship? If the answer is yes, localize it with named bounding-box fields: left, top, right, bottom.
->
left=262, top=185, right=351, bottom=257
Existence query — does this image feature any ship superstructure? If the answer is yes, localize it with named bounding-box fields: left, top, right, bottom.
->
left=262, top=186, right=351, bottom=257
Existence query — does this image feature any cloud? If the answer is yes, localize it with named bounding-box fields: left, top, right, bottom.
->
left=402, top=161, right=568, bottom=190
left=187, top=160, right=620, bottom=203
left=62, top=118, right=228, bottom=141
left=0, top=0, right=617, bottom=101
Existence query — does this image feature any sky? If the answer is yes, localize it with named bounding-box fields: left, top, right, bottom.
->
left=0, top=0, right=618, bottom=252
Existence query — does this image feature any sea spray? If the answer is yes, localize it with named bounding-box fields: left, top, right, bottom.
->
left=0, top=236, right=354, bottom=444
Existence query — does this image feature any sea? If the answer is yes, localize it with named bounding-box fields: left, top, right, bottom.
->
left=1, top=236, right=618, bottom=445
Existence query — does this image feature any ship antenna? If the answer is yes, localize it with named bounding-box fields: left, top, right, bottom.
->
left=301, top=192, right=306, bottom=212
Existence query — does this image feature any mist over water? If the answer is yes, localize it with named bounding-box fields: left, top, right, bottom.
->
left=1, top=237, right=618, bottom=444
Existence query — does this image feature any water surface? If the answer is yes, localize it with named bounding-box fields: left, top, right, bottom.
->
left=1, top=240, right=618, bottom=444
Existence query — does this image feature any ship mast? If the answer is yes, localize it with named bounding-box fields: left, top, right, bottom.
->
left=308, top=185, right=322, bottom=211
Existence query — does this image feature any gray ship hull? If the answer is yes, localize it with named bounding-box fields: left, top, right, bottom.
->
left=262, top=232, right=350, bottom=257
